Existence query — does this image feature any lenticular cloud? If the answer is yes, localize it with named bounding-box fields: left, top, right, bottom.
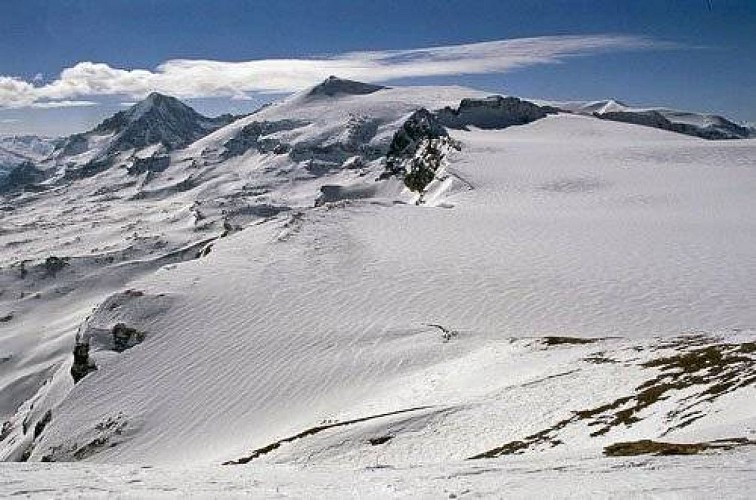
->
left=0, top=35, right=671, bottom=108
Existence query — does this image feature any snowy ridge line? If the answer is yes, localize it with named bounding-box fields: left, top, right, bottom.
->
left=224, top=405, right=436, bottom=465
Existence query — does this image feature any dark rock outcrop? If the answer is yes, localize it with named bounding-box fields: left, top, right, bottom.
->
left=43, top=256, right=68, bottom=277
left=0, top=161, right=47, bottom=194
left=56, top=93, right=238, bottom=179
left=403, top=139, right=446, bottom=193
left=384, top=109, right=448, bottom=177
left=93, top=92, right=234, bottom=153
left=112, top=323, right=146, bottom=352
left=221, top=119, right=307, bottom=160
left=126, top=155, right=170, bottom=176
left=33, top=410, right=52, bottom=439
left=71, top=340, right=96, bottom=383
left=436, top=95, right=554, bottom=130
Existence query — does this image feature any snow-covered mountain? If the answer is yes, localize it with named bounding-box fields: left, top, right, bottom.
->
left=545, top=99, right=755, bottom=139
left=50, top=92, right=237, bottom=180
left=0, top=77, right=754, bottom=494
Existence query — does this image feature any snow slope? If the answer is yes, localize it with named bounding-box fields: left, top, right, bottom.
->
left=0, top=82, right=488, bottom=456
left=1, top=80, right=754, bottom=495
left=3, top=451, right=755, bottom=498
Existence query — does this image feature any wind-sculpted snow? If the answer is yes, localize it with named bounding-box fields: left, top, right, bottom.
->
left=3, top=452, right=755, bottom=498
left=4, top=112, right=750, bottom=467
left=0, top=80, right=754, bottom=490
left=0, top=83, right=483, bottom=458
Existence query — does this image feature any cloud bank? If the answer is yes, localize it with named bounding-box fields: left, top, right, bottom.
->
left=0, top=35, right=672, bottom=108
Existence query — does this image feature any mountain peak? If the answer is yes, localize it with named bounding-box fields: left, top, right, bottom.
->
left=306, top=76, right=386, bottom=98
left=145, top=91, right=170, bottom=101
left=126, top=92, right=189, bottom=122
left=56, top=93, right=235, bottom=164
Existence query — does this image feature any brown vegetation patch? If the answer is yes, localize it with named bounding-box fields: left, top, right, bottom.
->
left=604, top=437, right=755, bottom=457
left=469, top=337, right=755, bottom=459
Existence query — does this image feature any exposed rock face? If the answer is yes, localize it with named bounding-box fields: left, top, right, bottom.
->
left=384, top=109, right=448, bottom=176
left=92, top=93, right=235, bottom=153
left=126, top=155, right=170, bottom=176
left=382, top=97, right=554, bottom=195
left=54, top=93, right=238, bottom=179
left=436, top=95, right=554, bottom=130
left=69, top=296, right=153, bottom=381
left=112, top=323, right=146, bottom=353
left=71, top=341, right=96, bottom=384
left=315, top=183, right=378, bottom=206
left=43, top=256, right=68, bottom=277
left=221, top=119, right=308, bottom=159
left=595, top=110, right=753, bottom=140
left=33, top=410, right=52, bottom=439
left=403, top=138, right=447, bottom=194
left=66, top=290, right=171, bottom=385
left=55, top=134, right=90, bottom=158
left=306, top=76, right=386, bottom=98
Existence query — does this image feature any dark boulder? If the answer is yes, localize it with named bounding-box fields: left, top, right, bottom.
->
left=71, top=341, right=97, bottom=383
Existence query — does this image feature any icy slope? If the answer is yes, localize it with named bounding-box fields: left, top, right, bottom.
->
left=23, top=113, right=756, bottom=465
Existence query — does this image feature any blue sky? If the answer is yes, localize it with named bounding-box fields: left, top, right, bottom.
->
left=1, top=0, right=754, bottom=135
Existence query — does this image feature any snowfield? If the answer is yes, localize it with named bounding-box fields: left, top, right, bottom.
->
left=2, top=451, right=755, bottom=498
left=0, top=79, right=754, bottom=496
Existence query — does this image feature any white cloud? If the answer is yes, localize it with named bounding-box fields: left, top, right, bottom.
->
left=0, top=35, right=675, bottom=108
left=30, top=100, right=99, bottom=109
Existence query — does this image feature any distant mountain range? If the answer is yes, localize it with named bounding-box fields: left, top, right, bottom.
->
left=2, top=80, right=753, bottom=194
left=0, top=135, right=57, bottom=177
left=548, top=99, right=754, bottom=140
